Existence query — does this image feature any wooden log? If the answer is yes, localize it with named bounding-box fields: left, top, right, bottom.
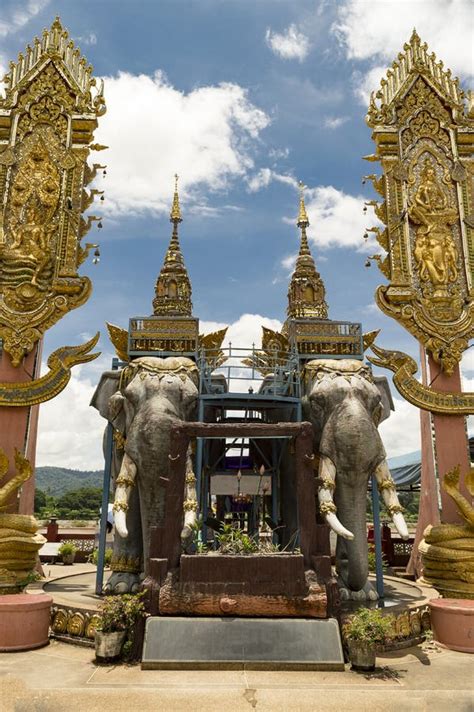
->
left=158, top=425, right=190, bottom=569
left=159, top=570, right=327, bottom=619
left=294, top=422, right=319, bottom=567
left=173, top=421, right=306, bottom=439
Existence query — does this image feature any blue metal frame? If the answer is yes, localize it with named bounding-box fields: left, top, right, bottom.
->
left=371, top=475, right=384, bottom=599
left=95, top=357, right=121, bottom=596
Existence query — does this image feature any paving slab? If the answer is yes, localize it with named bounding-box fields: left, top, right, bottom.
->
left=0, top=639, right=473, bottom=712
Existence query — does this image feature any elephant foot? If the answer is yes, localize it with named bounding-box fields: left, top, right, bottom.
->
left=338, top=579, right=379, bottom=601
left=104, top=571, right=141, bottom=594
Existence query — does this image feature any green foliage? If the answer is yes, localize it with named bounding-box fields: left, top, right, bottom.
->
left=58, top=541, right=77, bottom=556
left=56, top=487, right=103, bottom=514
left=343, top=608, right=394, bottom=645
left=88, top=548, right=113, bottom=567
left=97, top=592, right=147, bottom=633
left=367, top=544, right=388, bottom=573
left=34, top=488, right=47, bottom=512
left=216, top=523, right=259, bottom=554
left=36, top=466, right=104, bottom=498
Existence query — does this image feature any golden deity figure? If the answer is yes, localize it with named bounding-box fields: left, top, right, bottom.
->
left=409, top=160, right=459, bottom=299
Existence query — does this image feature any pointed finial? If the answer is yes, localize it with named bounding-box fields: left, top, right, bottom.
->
left=410, top=27, right=420, bottom=43
left=297, top=181, right=309, bottom=228
left=170, top=173, right=182, bottom=223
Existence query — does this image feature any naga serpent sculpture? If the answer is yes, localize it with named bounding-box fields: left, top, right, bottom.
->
left=419, top=466, right=474, bottom=598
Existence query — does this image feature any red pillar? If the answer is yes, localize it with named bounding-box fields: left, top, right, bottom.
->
left=428, top=354, right=471, bottom=525
left=406, top=346, right=440, bottom=577
left=0, top=341, right=42, bottom=514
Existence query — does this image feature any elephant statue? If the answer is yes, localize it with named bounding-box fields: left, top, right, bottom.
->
left=90, top=356, right=199, bottom=594
left=303, top=359, right=409, bottom=600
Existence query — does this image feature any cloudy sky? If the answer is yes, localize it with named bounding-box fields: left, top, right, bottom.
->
left=1, top=0, right=472, bottom=468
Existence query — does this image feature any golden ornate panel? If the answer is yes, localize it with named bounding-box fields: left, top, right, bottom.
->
left=365, top=31, right=474, bottom=374
left=0, top=17, right=106, bottom=366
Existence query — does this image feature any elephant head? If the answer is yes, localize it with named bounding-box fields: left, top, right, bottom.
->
left=304, top=359, right=408, bottom=598
left=105, top=356, right=199, bottom=567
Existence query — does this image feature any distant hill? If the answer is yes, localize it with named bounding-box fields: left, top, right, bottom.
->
left=35, top=467, right=103, bottom=497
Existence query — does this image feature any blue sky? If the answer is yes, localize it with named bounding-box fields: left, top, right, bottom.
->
left=1, top=0, right=472, bottom=467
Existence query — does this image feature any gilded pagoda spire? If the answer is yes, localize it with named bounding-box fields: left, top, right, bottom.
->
left=152, top=175, right=193, bottom=316
left=287, top=182, right=328, bottom=320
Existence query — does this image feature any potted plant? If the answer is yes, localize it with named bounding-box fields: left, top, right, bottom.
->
left=58, top=541, right=77, bottom=565
left=95, top=592, right=147, bottom=662
left=343, top=607, right=394, bottom=671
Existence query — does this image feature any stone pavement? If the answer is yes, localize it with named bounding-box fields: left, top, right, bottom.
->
left=1, top=638, right=473, bottom=712
left=4, top=564, right=470, bottom=711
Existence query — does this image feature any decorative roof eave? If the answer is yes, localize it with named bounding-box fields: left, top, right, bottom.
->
left=366, top=29, right=466, bottom=128
left=0, top=16, right=104, bottom=115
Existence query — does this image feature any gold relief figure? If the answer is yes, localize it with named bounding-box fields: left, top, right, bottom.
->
left=9, top=204, right=55, bottom=287
left=409, top=160, right=459, bottom=298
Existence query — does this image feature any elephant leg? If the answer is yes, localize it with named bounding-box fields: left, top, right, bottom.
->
left=105, top=485, right=143, bottom=594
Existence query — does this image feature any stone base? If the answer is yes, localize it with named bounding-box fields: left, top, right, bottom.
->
left=142, top=616, right=344, bottom=670
left=0, top=593, right=53, bottom=651
left=429, top=599, right=474, bottom=653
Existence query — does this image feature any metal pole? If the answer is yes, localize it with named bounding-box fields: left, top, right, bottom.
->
left=371, top=475, right=384, bottom=599
left=95, top=421, right=114, bottom=595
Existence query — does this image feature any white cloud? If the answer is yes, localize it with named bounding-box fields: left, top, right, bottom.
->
left=94, top=71, right=269, bottom=216
left=352, top=65, right=387, bottom=106
left=36, top=356, right=112, bottom=470
left=295, top=185, right=381, bottom=252
left=265, top=24, right=311, bottom=62
left=334, top=0, right=474, bottom=104
left=281, top=253, right=297, bottom=272
left=77, top=32, right=97, bottom=46
left=323, top=116, right=350, bottom=129
left=247, top=168, right=297, bottom=193
left=379, top=395, right=421, bottom=459
left=0, top=0, right=50, bottom=37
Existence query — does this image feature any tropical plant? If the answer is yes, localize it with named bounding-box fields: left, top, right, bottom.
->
left=96, top=592, right=147, bottom=634
left=343, top=608, right=394, bottom=645
left=58, top=541, right=77, bottom=557
left=88, top=547, right=113, bottom=567
left=367, top=544, right=388, bottom=573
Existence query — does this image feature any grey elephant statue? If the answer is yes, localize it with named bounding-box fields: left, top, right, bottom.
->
left=91, top=356, right=199, bottom=594
left=303, top=359, right=409, bottom=600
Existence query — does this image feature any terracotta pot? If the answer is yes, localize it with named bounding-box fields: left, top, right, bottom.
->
left=61, top=553, right=75, bottom=565
left=429, top=599, right=474, bottom=653
left=347, top=640, right=376, bottom=671
left=95, top=630, right=126, bottom=661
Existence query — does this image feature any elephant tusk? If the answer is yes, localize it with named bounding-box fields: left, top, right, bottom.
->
left=318, top=454, right=354, bottom=540
left=392, top=511, right=409, bottom=540
left=114, top=508, right=128, bottom=538
left=325, top=511, right=354, bottom=541
left=374, top=459, right=409, bottom=540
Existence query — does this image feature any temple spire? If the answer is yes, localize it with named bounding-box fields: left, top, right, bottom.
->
left=286, top=182, right=328, bottom=320
left=152, top=175, right=192, bottom=316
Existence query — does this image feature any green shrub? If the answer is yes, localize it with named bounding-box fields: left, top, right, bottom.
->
left=88, top=548, right=113, bottom=567
left=97, top=592, right=147, bottom=633
left=58, top=541, right=77, bottom=557
left=343, top=608, right=394, bottom=645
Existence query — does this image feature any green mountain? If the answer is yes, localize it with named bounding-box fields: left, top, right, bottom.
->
left=35, top=467, right=104, bottom=497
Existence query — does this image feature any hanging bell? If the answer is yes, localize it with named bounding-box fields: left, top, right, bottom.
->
left=100, top=194, right=105, bottom=201
left=365, top=259, right=371, bottom=268
left=363, top=205, right=367, bottom=214
left=97, top=221, right=103, bottom=229
left=363, top=232, right=369, bottom=240
left=103, top=169, right=107, bottom=177
left=93, top=246, right=100, bottom=265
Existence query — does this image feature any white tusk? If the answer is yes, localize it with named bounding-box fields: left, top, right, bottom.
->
left=393, top=512, right=409, bottom=540
left=114, top=510, right=128, bottom=538
left=374, top=459, right=410, bottom=540
left=318, top=455, right=354, bottom=540
left=325, top=512, right=354, bottom=541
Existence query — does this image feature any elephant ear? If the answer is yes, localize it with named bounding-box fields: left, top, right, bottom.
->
left=373, top=376, right=394, bottom=423
left=90, top=371, right=127, bottom=433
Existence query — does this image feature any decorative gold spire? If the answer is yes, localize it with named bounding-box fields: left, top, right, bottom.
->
left=170, top=173, right=182, bottom=223
left=152, top=175, right=192, bottom=316
left=287, top=183, right=328, bottom=320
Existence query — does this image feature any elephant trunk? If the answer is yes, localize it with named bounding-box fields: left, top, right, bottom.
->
left=374, top=459, right=409, bottom=540
left=317, top=455, right=354, bottom=540
left=113, top=452, right=137, bottom=538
